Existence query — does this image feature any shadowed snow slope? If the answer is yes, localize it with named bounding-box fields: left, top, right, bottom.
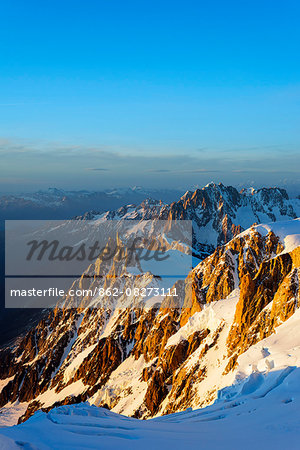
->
left=0, top=369, right=300, bottom=450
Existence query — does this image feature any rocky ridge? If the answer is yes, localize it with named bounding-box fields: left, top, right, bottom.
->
left=0, top=184, right=299, bottom=424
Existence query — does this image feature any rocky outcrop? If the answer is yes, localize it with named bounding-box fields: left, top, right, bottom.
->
left=227, top=249, right=296, bottom=355
left=82, top=183, right=300, bottom=257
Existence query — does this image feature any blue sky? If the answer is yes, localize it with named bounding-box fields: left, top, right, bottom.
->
left=0, top=0, right=299, bottom=193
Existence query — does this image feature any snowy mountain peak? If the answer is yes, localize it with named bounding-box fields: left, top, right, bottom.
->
left=0, top=183, right=300, bottom=431
left=0, top=212, right=299, bottom=425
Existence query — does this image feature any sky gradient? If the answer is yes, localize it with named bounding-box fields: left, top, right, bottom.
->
left=0, top=0, right=299, bottom=194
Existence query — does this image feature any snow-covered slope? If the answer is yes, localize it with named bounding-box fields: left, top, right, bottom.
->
left=2, top=302, right=300, bottom=450
left=239, top=217, right=300, bottom=255
left=1, top=184, right=300, bottom=428
left=2, top=308, right=300, bottom=449
left=1, top=215, right=299, bottom=426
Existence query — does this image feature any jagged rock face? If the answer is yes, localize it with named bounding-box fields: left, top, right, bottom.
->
left=227, top=253, right=292, bottom=352
left=73, top=337, right=123, bottom=389
left=0, top=185, right=299, bottom=424
left=0, top=308, right=81, bottom=406
left=228, top=247, right=300, bottom=355
left=1, top=220, right=299, bottom=424
left=82, top=183, right=300, bottom=257
left=271, top=268, right=299, bottom=324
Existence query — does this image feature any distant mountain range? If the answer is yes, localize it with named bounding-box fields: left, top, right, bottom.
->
left=0, top=187, right=184, bottom=222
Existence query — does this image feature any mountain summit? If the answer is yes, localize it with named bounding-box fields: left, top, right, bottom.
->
left=0, top=184, right=299, bottom=425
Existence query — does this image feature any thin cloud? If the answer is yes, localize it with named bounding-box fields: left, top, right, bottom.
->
left=184, top=169, right=221, bottom=173
left=1, top=137, right=299, bottom=193
left=147, top=169, right=171, bottom=173
left=86, top=168, right=110, bottom=171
